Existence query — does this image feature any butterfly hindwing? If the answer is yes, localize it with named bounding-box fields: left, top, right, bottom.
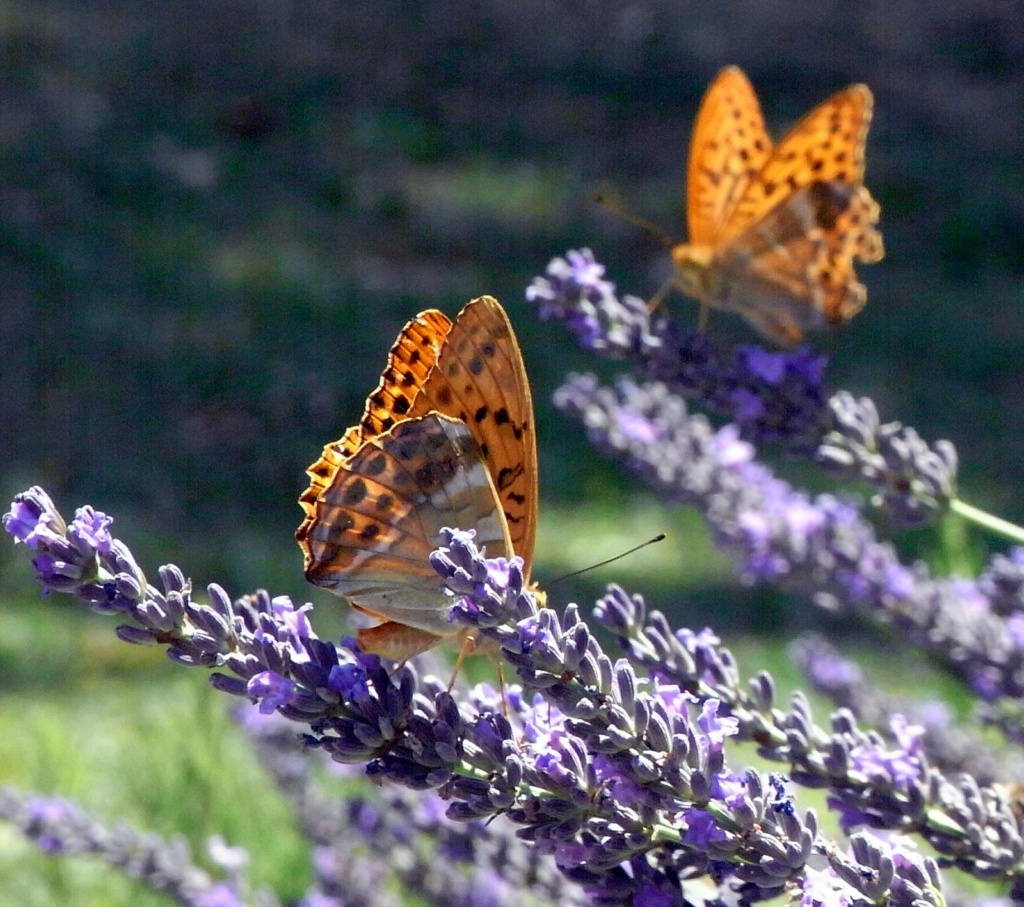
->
left=301, top=413, right=509, bottom=627
left=717, top=181, right=883, bottom=344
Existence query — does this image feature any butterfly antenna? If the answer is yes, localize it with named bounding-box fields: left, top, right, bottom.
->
left=592, top=193, right=677, bottom=249
left=547, top=533, right=667, bottom=587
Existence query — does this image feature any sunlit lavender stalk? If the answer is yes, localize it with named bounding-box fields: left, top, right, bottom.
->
left=555, top=373, right=1024, bottom=707
left=3, top=488, right=970, bottom=904
left=792, top=633, right=1024, bottom=785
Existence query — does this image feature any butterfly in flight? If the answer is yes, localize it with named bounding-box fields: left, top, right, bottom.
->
left=296, top=296, right=538, bottom=661
left=670, top=65, right=884, bottom=346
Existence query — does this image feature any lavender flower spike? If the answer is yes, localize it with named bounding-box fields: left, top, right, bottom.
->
left=819, top=392, right=958, bottom=528
left=239, top=706, right=586, bottom=907
left=526, top=247, right=661, bottom=357
left=556, top=375, right=1024, bottom=704
left=792, top=633, right=1024, bottom=784
left=812, top=832, right=944, bottom=907
left=593, top=579, right=1024, bottom=882
left=0, top=490, right=1009, bottom=900
left=0, top=488, right=440, bottom=747
left=3, top=485, right=144, bottom=603
left=429, top=531, right=966, bottom=901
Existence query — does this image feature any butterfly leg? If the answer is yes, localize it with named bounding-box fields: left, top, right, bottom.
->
left=447, top=634, right=478, bottom=690
left=646, top=276, right=675, bottom=314
left=494, top=656, right=508, bottom=717
left=697, top=301, right=711, bottom=333
left=446, top=635, right=510, bottom=715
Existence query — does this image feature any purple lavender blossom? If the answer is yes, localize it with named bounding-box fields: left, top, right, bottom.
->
left=431, top=530, right=1024, bottom=895
left=239, top=705, right=586, bottom=907
left=6, top=490, right=1023, bottom=902
left=978, top=548, right=1024, bottom=618
left=0, top=495, right=861, bottom=899
left=589, top=577, right=1023, bottom=883
left=248, top=670, right=300, bottom=714
left=818, top=392, right=958, bottom=527
left=526, top=248, right=659, bottom=356
left=793, top=634, right=1024, bottom=784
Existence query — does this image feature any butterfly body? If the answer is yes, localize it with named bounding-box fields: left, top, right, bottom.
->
left=297, top=296, right=537, bottom=661
left=673, top=66, right=884, bottom=346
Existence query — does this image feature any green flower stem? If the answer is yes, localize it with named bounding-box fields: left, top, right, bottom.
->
left=950, top=498, right=1024, bottom=545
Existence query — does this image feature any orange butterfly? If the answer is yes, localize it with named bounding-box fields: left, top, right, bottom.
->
left=296, top=296, right=538, bottom=662
left=671, top=65, right=884, bottom=346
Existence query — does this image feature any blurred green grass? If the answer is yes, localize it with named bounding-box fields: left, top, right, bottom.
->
left=0, top=648, right=311, bottom=905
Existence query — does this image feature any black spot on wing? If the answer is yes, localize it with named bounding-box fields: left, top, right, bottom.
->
left=343, top=479, right=368, bottom=505
left=809, top=181, right=854, bottom=231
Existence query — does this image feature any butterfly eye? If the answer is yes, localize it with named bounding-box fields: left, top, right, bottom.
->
left=671, top=246, right=714, bottom=296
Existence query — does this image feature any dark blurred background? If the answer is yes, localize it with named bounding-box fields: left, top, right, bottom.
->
left=1, top=1, right=1022, bottom=629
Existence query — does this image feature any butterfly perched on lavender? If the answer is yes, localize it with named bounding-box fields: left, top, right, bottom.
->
left=297, top=296, right=538, bottom=661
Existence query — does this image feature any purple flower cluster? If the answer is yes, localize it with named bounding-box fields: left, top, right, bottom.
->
left=792, top=633, right=1024, bottom=785
left=818, top=392, right=958, bottom=527
left=527, top=249, right=959, bottom=526
left=239, top=705, right=583, bottom=907
left=6, top=490, right=994, bottom=905
left=554, top=373, right=1024, bottom=703
left=435, top=533, right=1019, bottom=898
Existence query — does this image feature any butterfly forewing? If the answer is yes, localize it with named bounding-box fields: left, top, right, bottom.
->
left=403, top=296, right=538, bottom=579
left=297, top=309, right=452, bottom=520
left=687, top=66, right=772, bottom=247
left=357, top=309, right=453, bottom=442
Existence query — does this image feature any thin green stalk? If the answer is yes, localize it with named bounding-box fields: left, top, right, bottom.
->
left=949, top=498, right=1024, bottom=546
